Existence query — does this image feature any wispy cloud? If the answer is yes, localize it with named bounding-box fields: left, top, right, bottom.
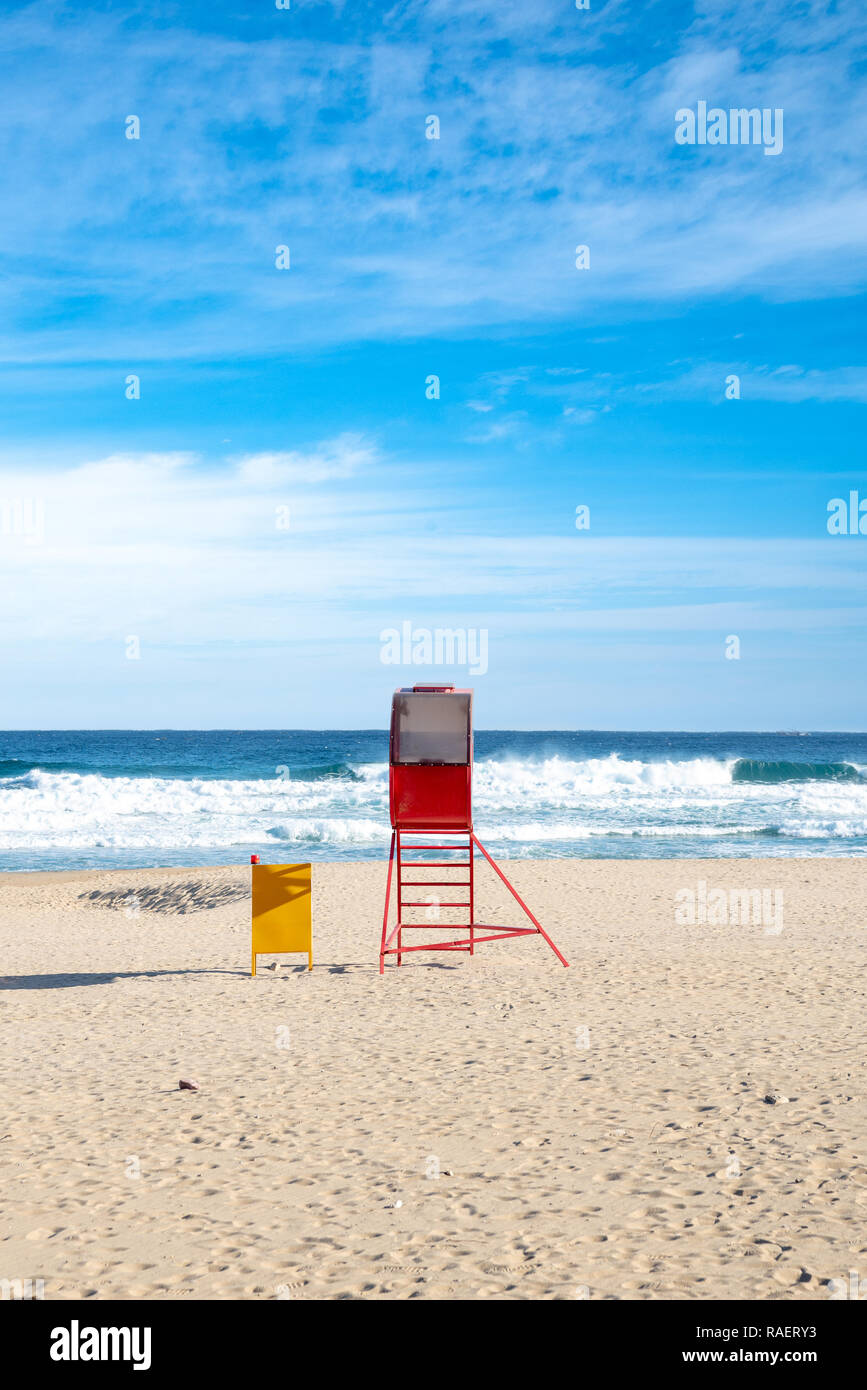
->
left=0, top=1, right=864, bottom=365
left=236, top=434, right=378, bottom=485
left=2, top=444, right=863, bottom=650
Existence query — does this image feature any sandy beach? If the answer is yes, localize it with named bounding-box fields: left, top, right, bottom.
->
left=1, top=857, right=865, bottom=1301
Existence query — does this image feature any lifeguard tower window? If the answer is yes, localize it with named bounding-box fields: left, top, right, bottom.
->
left=391, top=691, right=472, bottom=765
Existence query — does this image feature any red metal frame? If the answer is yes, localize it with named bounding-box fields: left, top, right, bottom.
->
left=389, top=763, right=472, bottom=831
left=379, top=829, right=569, bottom=972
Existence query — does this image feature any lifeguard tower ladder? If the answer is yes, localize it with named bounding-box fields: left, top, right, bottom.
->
left=379, top=685, right=569, bottom=971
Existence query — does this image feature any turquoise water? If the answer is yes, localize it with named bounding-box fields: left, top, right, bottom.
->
left=0, top=729, right=866, bottom=871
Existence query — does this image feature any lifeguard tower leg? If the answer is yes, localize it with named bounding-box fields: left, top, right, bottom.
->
left=251, top=950, right=256, bottom=977
left=379, top=831, right=396, bottom=974
left=396, top=832, right=403, bottom=966
left=471, top=834, right=569, bottom=967
left=469, top=834, right=475, bottom=955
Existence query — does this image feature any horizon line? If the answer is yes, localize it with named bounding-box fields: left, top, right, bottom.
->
left=0, top=728, right=863, bottom=737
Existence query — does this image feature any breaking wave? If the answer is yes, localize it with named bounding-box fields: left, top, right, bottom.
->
left=1, top=750, right=867, bottom=861
left=731, top=759, right=862, bottom=784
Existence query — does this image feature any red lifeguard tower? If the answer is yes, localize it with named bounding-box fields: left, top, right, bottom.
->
left=379, top=685, right=569, bottom=971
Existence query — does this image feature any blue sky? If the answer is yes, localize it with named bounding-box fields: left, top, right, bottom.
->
left=0, top=0, right=865, bottom=729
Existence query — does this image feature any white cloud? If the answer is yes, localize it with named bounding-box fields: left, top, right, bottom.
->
left=2, top=446, right=864, bottom=654
left=639, top=363, right=867, bottom=404
left=0, top=1, right=863, bottom=363
left=236, top=434, right=378, bottom=485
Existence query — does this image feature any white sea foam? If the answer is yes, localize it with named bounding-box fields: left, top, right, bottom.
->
left=1, top=756, right=866, bottom=852
left=475, top=753, right=735, bottom=798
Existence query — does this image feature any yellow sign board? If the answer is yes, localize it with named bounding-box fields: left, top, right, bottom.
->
left=251, top=863, right=312, bottom=975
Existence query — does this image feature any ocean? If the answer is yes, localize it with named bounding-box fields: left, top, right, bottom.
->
left=0, top=729, right=866, bottom=872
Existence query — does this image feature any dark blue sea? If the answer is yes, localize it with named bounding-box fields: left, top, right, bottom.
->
left=0, top=729, right=866, bottom=871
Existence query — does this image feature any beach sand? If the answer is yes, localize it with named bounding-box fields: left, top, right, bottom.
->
left=0, top=857, right=865, bottom=1301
